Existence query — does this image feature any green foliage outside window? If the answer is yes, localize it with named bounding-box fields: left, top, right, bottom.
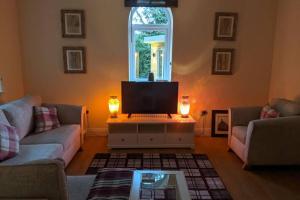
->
left=134, top=8, right=168, bottom=79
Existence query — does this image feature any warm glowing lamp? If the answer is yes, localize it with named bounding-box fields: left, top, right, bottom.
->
left=180, top=96, right=190, bottom=118
left=108, top=96, right=119, bottom=118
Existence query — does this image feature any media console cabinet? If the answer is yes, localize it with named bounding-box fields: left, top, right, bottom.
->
left=107, top=114, right=196, bottom=149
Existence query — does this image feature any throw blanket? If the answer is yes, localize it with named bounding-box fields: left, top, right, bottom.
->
left=87, top=168, right=133, bottom=200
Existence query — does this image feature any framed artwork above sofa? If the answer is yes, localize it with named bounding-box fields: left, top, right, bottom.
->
left=61, top=9, right=85, bottom=38
left=63, top=46, right=86, bottom=73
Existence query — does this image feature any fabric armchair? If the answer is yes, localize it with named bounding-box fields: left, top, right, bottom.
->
left=228, top=99, right=300, bottom=169
left=0, top=159, right=68, bottom=200
left=245, top=116, right=300, bottom=166
left=0, top=159, right=95, bottom=200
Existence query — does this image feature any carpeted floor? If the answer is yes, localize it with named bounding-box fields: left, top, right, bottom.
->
left=86, top=153, right=232, bottom=200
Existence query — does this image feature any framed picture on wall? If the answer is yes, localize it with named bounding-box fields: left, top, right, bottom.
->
left=214, top=12, right=238, bottom=41
left=212, top=48, right=234, bottom=75
left=211, top=110, right=229, bottom=137
left=63, top=46, right=86, bottom=73
left=61, top=9, right=85, bottom=38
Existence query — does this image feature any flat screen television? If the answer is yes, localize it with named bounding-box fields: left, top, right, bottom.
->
left=121, top=81, right=178, bottom=117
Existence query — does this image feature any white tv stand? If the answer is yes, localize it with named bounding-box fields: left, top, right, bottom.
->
left=107, top=114, right=195, bottom=149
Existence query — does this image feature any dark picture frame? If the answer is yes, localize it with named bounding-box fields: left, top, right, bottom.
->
left=214, top=12, right=238, bottom=41
left=211, top=110, right=229, bottom=137
left=212, top=48, right=234, bottom=75
left=63, top=46, right=86, bottom=73
left=61, top=9, right=85, bottom=38
left=125, top=0, right=178, bottom=7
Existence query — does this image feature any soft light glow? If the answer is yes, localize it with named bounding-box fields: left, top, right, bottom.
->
left=180, top=96, right=190, bottom=118
left=108, top=96, right=119, bottom=118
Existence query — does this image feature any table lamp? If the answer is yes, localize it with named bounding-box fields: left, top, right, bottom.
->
left=108, top=96, right=119, bottom=118
left=180, top=96, right=190, bottom=118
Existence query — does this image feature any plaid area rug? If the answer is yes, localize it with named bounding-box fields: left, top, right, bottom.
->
left=86, top=153, right=232, bottom=200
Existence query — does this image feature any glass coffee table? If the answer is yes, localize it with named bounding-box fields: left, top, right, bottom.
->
left=129, top=170, right=191, bottom=200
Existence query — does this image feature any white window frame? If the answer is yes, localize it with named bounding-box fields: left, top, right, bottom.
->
left=128, top=7, right=173, bottom=82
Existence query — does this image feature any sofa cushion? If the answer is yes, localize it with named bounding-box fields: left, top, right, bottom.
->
left=34, top=106, right=61, bottom=133
left=232, top=126, right=248, bottom=144
left=0, top=123, right=19, bottom=161
left=21, top=125, right=80, bottom=151
left=0, top=144, right=63, bottom=165
left=0, top=96, right=42, bottom=139
left=270, top=98, right=300, bottom=117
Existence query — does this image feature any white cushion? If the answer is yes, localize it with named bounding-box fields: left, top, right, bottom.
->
left=21, top=125, right=80, bottom=151
left=0, top=96, right=42, bottom=139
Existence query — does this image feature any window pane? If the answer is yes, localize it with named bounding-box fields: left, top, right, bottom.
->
left=132, top=7, right=169, bottom=25
left=134, top=30, right=167, bottom=80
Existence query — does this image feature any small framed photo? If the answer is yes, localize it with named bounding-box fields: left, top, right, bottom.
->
left=212, top=110, right=229, bottom=137
left=63, top=47, right=86, bottom=73
left=61, top=9, right=85, bottom=38
left=214, top=12, right=238, bottom=41
left=212, top=48, right=234, bottom=75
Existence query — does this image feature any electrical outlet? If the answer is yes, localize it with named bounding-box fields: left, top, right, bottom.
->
left=201, top=110, right=208, bottom=116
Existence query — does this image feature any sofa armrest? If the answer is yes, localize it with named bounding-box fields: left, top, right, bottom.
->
left=245, top=116, right=300, bottom=165
left=229, top=106, right=261, bottom=127
left=0, top=159, right=67, bottom=200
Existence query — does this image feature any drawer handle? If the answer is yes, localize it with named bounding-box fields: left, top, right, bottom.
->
left=149, top=138, right=153, bottom=141
left=178, top=138, right=182, bottom=141
left=121, top=138, right=125, bottom=142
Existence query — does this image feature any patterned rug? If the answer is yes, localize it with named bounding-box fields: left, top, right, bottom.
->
left=86, top=153, right=232, bottom=200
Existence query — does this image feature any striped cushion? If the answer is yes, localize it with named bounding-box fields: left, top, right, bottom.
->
left=0, top=123, right=19, bottom=161
left=34, top=106, right=60, bottom=133
left=87, top=168, right=133, bottom=200
left=260, top=104, right=280, bottom=119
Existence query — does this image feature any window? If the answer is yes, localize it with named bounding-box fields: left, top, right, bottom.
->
left=128, top=7, right=173, bottom=81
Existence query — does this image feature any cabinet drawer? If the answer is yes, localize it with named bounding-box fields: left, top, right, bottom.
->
left=108, top=134, right=137, bottom=146
left=166, top=134, right=194, bottom=145
left=138, top=134, right=165, bottom=145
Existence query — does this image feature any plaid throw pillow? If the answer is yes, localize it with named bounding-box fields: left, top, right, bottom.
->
left=34, top=106, right=60, bottom=133
left=0, top=123, right=19, bottom=161
left=260, top=104, right=280, bottom=119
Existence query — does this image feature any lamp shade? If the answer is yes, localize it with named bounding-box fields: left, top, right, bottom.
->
left=180, top=96, right=190, bottom=118
left=108, top=96, right=119, bottom=118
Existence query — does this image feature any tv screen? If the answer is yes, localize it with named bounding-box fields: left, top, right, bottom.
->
left=121, top=81, right=178, bottom=114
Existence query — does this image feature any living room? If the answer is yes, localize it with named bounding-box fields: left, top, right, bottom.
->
left=0, top=0, right=300, bottom=199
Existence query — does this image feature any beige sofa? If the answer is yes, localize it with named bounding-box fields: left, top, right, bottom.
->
left=0, top=159, right=95, bottom=200
left=228, top=98, right=300, bottom=169
left=0, top=96, right=86, bottom=166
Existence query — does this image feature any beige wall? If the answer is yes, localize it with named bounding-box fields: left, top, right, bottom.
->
left=18, top=0, right=277, bottom=131
left=269, top=0, right=300, bottom=102
left=0, top=0, right=24, bottom=102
